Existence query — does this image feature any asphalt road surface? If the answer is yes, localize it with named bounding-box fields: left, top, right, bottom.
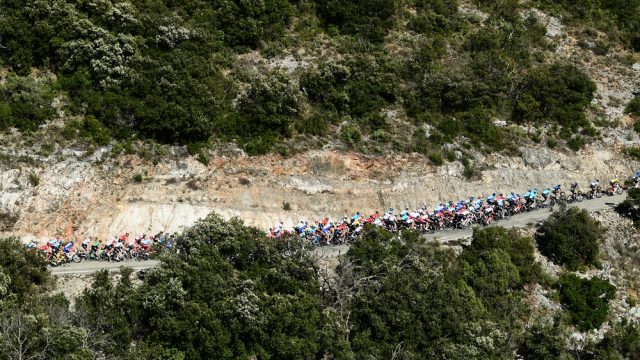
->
left=50, top=260, right=161, bottom=275
left=52, top=194, right=625, bottom=275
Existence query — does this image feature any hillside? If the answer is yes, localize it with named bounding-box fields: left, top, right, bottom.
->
left=1, top=1, right=640, bottom=237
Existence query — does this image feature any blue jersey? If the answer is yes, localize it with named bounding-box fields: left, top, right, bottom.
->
left=63, top=242, right=74, bottom=253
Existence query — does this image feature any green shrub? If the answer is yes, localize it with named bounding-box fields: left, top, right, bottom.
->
left=282, top=202, right=292, bottom=211
left=0, top=74, right=55, bottom=131
left=446, top=149, right=457, bottom=162
left=518, top=321, right=570, bottom=359
left=79, top=115, right=111, bottom=146
left=513, top=63, right=596, bottom=129
left=535, top=207, right=606, bottom=270
left=28, top=173, right=40, bottom=187
left=462, top=227, right=544, bottom=286
left=132, top=173, right=144, bottom=183
left=195, top=153, right=209, bottom=166
left=615, top=188, right=640, bottom=226
left=411, top=128, right=430, bottom=154
left=235, top=74, right=301, bottom=148
left=371, top=129, right=391, bottom=142
left=624, top=146, right=640, bottom=160
left=557, top=274, right=616, bottom=332
left=625, top=96, right=640, bottom=116
left=210, top=0, right=294, bottom=49
left=462, top=158, right=479, bottom=180
left=567, top=135, right=587, bottom=151
left=428, top=151, right=444, bottom=166
left=341, top=125, right=362, bottom=146
left=314, top=0, right=398, bottom=41
left=410, top=0, right=461, bottom=35
left=300, top=58, right=397, bottom=129
left=295, top=113, right=330, bottom=137
left=588, top=320, right=640, bottom=358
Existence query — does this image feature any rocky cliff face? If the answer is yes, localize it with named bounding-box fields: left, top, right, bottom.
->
left=0, top=136, right=637, bottom=240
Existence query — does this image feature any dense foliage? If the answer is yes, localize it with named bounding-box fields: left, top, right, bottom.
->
left=0, top=237, right=91, bottom=359
left=334, top=225, right=545, bottom=358
left=556, top=274, right=616, bottom=332
left=513, top=63, right=596, bottom=129
left=535, top=207, right=606, bottom=271
left=1, top=213, right=638, bottom=359
left=533, top=0, right=640, bottom=51
left=626, top=96, right=640, bottom=116
left=0, top=0, right=624, bottom=155
left=75, top=214, right=336, bottom=359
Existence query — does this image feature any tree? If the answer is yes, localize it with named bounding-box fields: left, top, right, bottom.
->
left=74, top=214, right=343, bottom=359
left=337, top=226, right=519, bottom=359
left=535, top=207, right=606, bottom=270
left=0, top=237, right=50, bottom=301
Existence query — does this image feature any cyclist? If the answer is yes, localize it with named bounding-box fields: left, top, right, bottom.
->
left=570, top=182, right=579, bottom=194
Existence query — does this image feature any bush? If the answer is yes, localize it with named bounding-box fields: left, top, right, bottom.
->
left=589, top=320, right=640, bottom=358
left=623, top=146, right=640, bottom=160
left=615, top=188, right=640, bottom=226
left=557, top=274, right=616, bottom=332
left=314, top=0, right=398, bottom=41
left=234, top=74, right=301, bottom=151
left=210, top=0, right=294, bottom=49
left=625, top=96, right=640, bottom=116
left=428, top=151, right=444, bottom=166
left=0, top=237, right=51, bottom=301
left=341, top=125, right=362, bottom=146
left=513, top=63, right=596, bottom=130
left=28, top=173, right=40, bottom=187
left=463, top=227, right=543, bottom=286
left=300, top=58, right=397, bottom=131
left=0, top=74, right=55, bottom=131
left=79, top=115, right=111, bottom=146
left=535, top=207, right=606, bottom=270
left=410, top=0, right=461, bottom=35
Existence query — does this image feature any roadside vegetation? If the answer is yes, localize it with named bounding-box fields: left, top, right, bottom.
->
left=1, top=208, right=638, bottom=359
left=2, top=0, right=637, bottom=157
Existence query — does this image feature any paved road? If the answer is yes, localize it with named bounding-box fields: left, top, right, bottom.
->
left=50, top=260, right=161, bottom=275
left=52, top=194, right=625, bottom=275
left=313, top=194, right=626, bottom=259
